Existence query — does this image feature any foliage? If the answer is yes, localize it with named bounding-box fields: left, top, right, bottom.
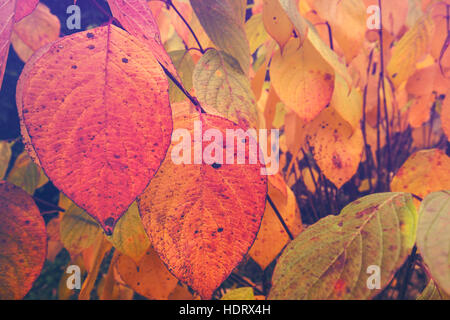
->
left=0, top=0, right=449, bottom=300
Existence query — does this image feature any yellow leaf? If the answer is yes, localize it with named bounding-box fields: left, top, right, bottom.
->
left=246, top=13, right=269, bottom=54
left=107, top=202, right=151, bottom=263
left=249, top=175, right=303, bottom=269
left=6, top=151, right=48, bottom=194
left=116, top=248, right=178, bottom=300
left=262, top=0, right=293, bottom=50
left=308, top=0, right=366, bottom=63
left=330, top=74, right=363, bottom=130
left=391, top=149, right=450, bottom=200
left=0, top=141, right=12, bottom=179
left=387, top=14, right=434, bottom=88
left=270, top=38, right=335, bottom=122
left=306, top=108, right=364, bottom=188
left=221, top=287, right=255, bottom=300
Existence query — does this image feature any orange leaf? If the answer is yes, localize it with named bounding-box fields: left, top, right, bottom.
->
left=116, top=248, right=178, bottom=300
left=18, top=25, right=173, bottom=235
left=0, top=181, right=46, bottom=299
left=0, top=0, right=39, bottom=89
left=11, top=3, right=60, bottom=62
left=106, top=0, right=179, bottom=79
left=138, top=113, right=268, bottom=299
left=391, top=149, right=450, bottom=200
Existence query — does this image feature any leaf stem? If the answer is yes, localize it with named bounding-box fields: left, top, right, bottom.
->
left=33, top=196, right=65, bottom=212
left=167, top=0, right=205, bottom=53
left=267, top=195, right=294, bottom=241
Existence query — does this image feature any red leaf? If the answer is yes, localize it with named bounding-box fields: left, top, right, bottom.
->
left=0, top=181, right=47, bottom=299
left=106, top=0, right=179, bottom=79
left=138, top=113, right=268, bottom=299
left=18, top=25, right=173, bottom=235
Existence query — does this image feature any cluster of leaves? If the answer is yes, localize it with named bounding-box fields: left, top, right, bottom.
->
left=0, top=0, right=449, bottom=300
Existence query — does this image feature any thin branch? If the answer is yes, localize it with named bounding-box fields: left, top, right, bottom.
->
left=325, top=22, right=333, bottom=50
left=158, top=61, right=205, bottom=113
left=267, top=195, right=294, bottom=241
left=33, top=196, right=65, bottom=212
left=378, top=0, right=392, bottom=188
left=167, top=0, right=205, bottom=53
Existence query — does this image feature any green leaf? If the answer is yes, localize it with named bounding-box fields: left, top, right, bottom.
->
left=193, top=49, right=258, bottom=129
left=417, top=280, right=450, bottom=300
left=269, top=192, right=417, bottom=300
left=107, top=201, right=150, bottom=263
left=190, top=0, right=250, bottom=72
left=0, top=141, right=12, bottom=179
left=6, top=151, right=48, bottom=194
left=60, top=197, right=101, bottom=256
left=168, top=50, right=195, bottom=103
left=417, top=191, right=450, bottom=295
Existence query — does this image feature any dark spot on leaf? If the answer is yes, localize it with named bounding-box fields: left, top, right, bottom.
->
left=87, top=45, right=95, bottom=50
left=122, top=58, right=129, bottom=63
left=211, top=163, right=221, bottom=169
left=87, top=32, right=94, bottom=38
left=217, top=228, right=223, bottom=233
left=71, top=65, right=77, bottom=69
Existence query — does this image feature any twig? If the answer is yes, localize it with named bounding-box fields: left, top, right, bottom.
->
left=33, top=196, right=65, bottom=212
left=378, top=0, right=392, bottom=188
left=267, top=195, right=294, bottom=241
left=167, top=0, right=205, bottom=53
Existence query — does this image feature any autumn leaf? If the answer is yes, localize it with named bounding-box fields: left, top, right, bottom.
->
left=249, top=175, right=303, bottom=270
left=0, top=0, right=39, bottom=89
left=0, top=141, right=12, bottom=179
left=11, top=3, right=60, bottom=62
left=168, top=50, right=195, bottom=103
left=262, top=0, right=294, bottom=50
left=116, top=248, right=178, bottom=300
left=270, top=38, right=335, bottom=122
left=221, top=287, right=255, bottom=300
left=277, top=0, right=308, bottom=46
left=138, top=113, right=267, bottom=299
left=387, top=13, right=434, bottom=88
left=269, top=193, right=417, bottom=300
left=193, top=49, right=258, bottom=129
left=417, top=280, right=450, bottom=300
left=190, top=0, right=250, bottom=72
left=305, top=108, right=364, bottom=189
left=0, top=181, right=46, bottom=299
left=391, top=149, right=450, bottom=200
left=108, top=202, right=150, bottom=263
left=416, top=191, right=450, bottom=295
left=308, top=0, right=366, bottom=63
left=106, top=0, right=179, bottom=78
left=6, top=151, right=48, bottom=194
left=18, top=25, right=173, bottom=235
left=245, top=13, right=269, bottom=54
